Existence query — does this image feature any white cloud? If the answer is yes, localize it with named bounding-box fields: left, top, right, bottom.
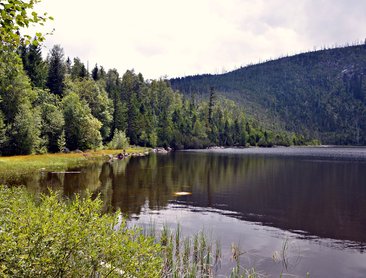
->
left=29, top=0, right=366, bottom=79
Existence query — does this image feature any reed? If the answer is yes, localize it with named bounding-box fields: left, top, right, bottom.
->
left=144, top=224, right=223, bottom=277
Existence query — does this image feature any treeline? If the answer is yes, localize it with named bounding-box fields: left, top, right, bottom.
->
left=0, top=43, right=305, bottom=155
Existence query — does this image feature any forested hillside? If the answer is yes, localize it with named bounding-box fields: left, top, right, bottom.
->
left=171, top=44, right=366, bottom=145
left=1, top=42, right=307, bottom=156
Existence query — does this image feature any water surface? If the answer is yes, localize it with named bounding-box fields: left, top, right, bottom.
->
left=6, top=147, right=366, bottom=277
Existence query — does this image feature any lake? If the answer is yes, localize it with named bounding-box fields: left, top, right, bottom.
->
left=8, top=146, right=366, bottom=277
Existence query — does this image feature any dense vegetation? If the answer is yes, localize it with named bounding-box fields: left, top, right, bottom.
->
left=0, top=185, right=261, bottom=277
left=1, top=43, right=306, bottom=156
left=0, top=185, right=162, bottom=277
left=171, top=44, right=366, bottom=145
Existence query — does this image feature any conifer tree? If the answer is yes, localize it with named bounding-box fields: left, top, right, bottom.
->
left=208, top=87, right=216, bottom=126
left=71, top=57, right=88, bottom=80
left=21, top=43, right=48, bottom=88
left=46, top=45, right=65, bottom=96
left=91, top=64, right=99, bottom=81
left=65, top=57, right=72, bottom=74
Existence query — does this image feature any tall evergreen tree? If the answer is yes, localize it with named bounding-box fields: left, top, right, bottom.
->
left=21, top=43, right=48, bottom=88
left=120, top=70, right=144, bottom=144
left=46, top=45, right=65, bottom=96
left=91, top=64, right=99, bottom=81
left=65, top=57, right=72, bottom=74
left=99, top=66, right=106, bottom=80
left=105, top=69, right=127, bottom=137
left=127, top=92, right=140, bottom=144
left=208, top=87, right=216, bottom=126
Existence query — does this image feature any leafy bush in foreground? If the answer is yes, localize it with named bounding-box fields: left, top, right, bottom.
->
left=0, top=186, right=162, bottom=277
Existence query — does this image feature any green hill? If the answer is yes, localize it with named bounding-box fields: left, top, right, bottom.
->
left=171, top=44, right=366, bottom=145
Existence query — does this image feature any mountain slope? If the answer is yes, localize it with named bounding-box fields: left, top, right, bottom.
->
left=171, top=44, right=366, bottom=144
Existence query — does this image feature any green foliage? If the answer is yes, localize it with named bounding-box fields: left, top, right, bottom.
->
left=57, top=129, right=66, bottom=152
left=46, top=45, right=65, bottom=96
left=0, top=49, right=35, bottom=123
left=35, top=89, right=65, bottom=152
left=91, top=64, right=98, bottom=80
left=0, top=185, right=162, bottom=277
left=150, top=225, right=221, bottom=278
left=70, top=57, right=88, bottom=80
left=149, top=130, right=158, bottom=147
left=66, top=78, right=113, bottom=141
left=0, top=112, right=7, bottom=153
left=7, top=103, right=42, bottom=155
left=19, top=43, right=48, bottom=88
left=0, top=0, right=53, bottom=48
left=0, top=42, right=43, bottom=155
left=171, top=44, right=366, bottom=145
left=1, top=35, right=305, bottom=156
left=121, top=70, right=144, bottom=145
left=62, top=92, right=102, bottom=150
left=107, top=129, right=129, bottom=149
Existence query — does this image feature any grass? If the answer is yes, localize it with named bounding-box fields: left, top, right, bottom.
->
left=0, top=147, right=150, bottom=178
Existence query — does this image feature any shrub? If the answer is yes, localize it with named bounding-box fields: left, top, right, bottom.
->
left=0, top=186, right=162, bottom=277
left=108, top=129, right=130, bottom=149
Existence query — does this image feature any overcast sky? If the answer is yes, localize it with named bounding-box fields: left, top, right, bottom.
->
left=32, top=0, right=366, bottom=79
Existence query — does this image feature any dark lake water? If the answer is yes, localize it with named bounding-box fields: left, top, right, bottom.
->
left=8, top=147, right=366, bottom=277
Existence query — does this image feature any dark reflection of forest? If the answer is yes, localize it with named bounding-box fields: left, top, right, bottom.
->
left=8, top=152, right=366, bottom=247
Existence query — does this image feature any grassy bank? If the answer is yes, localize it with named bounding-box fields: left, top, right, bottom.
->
left=0, top=147, right=149, bottom=176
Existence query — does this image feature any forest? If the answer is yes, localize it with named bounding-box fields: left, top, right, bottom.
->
left=0, top=42, right=306, bottom=156
left=171, top=44, right=366, bottom=145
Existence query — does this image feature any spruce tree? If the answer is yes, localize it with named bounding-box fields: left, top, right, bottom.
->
left=208, top=87, right=216, bottom=126
left=91, top=64, right=99, bottom=81
left=23, top=43, right=47, bottom=88
left=65, top=57, right=72, bottom=74
left=46, top=45, right=65, bottom=96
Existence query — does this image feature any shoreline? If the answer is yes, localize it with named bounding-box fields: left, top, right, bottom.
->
left=0, top=147, right=151, bottom=176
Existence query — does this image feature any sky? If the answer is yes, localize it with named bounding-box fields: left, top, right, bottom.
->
left=31, top=0, right=366, bottom=79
